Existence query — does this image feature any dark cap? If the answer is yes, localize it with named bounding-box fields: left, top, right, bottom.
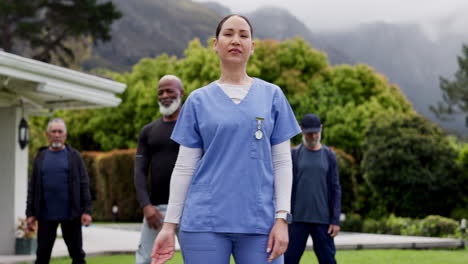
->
left=301, top=113, right=322, bottom=134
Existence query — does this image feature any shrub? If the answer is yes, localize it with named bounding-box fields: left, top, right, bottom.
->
left=385, top=215, right=414, bottom=235
left=362, top=218, right=383, bottom=234
left=417, top=215, right=459, bottom=238
left=341, top=213, right=363, bottom=232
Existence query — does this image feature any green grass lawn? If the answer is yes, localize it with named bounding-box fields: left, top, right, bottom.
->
left=49, top=248, right=468, bottom=264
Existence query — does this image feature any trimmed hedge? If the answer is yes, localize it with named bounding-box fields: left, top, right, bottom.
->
left=81, top=151, right=102, bottom=203
left=82, top=149, right=142, bottom=222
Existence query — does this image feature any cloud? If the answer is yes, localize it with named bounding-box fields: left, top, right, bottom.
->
left=196, top=0, right=468, bottom=31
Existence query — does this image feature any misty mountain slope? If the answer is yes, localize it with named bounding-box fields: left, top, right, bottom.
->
left=247, top=7, right=353, bottom=65
left=200, top=1, right=231, bottom=16
left=317, top=22, right=468, bottom=133
left=319, top=23, right=441, bottom=107
left=84, top=1, right=467, bottom=133
left=87, top=2, right=351, bottom=71
left=85, top=0, right=222, bottom=71
left=241, top=7, right=467, bottom=132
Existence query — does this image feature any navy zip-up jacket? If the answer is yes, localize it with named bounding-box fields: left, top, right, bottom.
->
left=291, top=143, right=342, bottom=226
left=26, top=144, right=92, bottom=219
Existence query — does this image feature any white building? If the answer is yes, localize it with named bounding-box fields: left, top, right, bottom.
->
left=0, top=51, right=126, bottom=254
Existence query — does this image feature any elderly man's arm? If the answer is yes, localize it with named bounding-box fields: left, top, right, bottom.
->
left=26, top=155, right=39, bottom=231
left=26, top=167, right=36, bottom=217
left=134, top=126, right=165, bottom=229
left=329, top=148, right=342, bottom=227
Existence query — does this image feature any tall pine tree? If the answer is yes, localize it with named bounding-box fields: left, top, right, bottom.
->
left=432, top=44, right=468, bottom=126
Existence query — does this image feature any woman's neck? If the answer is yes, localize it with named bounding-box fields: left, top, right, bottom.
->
left=219, top=65, right=252, bottom=85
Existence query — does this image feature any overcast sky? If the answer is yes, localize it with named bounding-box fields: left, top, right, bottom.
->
left=195, top=0, right=468, bottom=32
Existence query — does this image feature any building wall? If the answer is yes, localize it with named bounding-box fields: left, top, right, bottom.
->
left=0, top=107, right=28, bottom=254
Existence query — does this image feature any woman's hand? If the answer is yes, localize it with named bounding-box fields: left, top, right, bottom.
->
left=151, top=223, right=177, bottom=264
left=267, top=219, right=289, bottom=262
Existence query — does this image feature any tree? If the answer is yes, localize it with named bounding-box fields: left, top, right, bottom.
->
left=431, top=44, right=468, bottom=125
left=305, top=64, right=413, bottom=159
left=449, top=140, right=468, bottom=219
left=362, top=112, right=460, bottom=218
left=0, top=0, right=121, bottom=66
left=332, top=148, right=359, bottom=214
left=32, top=38, right=413, bottom=155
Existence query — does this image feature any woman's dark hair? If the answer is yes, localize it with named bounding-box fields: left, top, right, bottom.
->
left=215, top=14, right=253, bottom=39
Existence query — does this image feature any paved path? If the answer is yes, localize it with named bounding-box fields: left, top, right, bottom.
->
left=333, top=232, right=464, bottom=250
left=0, top=224, right=465, bottom=263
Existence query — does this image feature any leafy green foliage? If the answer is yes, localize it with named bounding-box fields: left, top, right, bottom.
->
left=49, top=37, right=413, bottom=154
left=362, top=112, right=460, bottom=218
left=450, top=141, right=468, bottom=219
left=340, top=213, right=363, bottom=232
left=333, top=148, right=359, bottom=214
left=314, top=65, right=413, bottom=159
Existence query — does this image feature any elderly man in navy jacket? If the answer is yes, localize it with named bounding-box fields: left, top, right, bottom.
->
left=285, top=113, right=342, bottom=264
left=26, top=118, right=92, bottom=264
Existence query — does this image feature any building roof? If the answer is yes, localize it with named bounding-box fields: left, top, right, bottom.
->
left=0, top=51, right=126, bottom=114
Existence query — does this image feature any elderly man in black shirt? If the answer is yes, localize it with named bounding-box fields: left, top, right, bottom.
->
left=134, top=75, right=184, bottom=264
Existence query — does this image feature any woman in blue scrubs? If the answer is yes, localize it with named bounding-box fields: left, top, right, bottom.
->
left=151, top=14, right=301, bottom=264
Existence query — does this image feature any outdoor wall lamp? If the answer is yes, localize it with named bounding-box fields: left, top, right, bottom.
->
left=18, top=117, right=29, bottom=150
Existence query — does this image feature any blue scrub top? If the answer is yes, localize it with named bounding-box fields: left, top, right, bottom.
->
left=171, top=78, right=300, bottom=234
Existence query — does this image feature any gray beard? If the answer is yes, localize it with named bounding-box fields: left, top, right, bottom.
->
left=303, top=133, right=321, bottom=149
left=159, top=96, right=181, bottom=116
left=51, top=142, right=63, bottom=148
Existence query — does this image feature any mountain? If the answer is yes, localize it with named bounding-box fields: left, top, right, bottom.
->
left=316, top=21, right=468, bottom=133
left=83, top=0, right=222, bottom=71
left=244, top=6, right=468, bottom=133
left=86, top=1, right=351, bottom=71
left=199, top=1, right=231, bottom=16
left=85, top=1, right=467, bottom=133
left=246, top=7, right=353, bottom=65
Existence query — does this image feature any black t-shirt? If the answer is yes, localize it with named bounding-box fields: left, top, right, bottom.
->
left=135, top=118, right=179, bottom=207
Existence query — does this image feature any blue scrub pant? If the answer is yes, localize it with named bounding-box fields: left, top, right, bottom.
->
left=179, top=231, right=284, bottom=264
left=284, top=223, right=336, bottom=264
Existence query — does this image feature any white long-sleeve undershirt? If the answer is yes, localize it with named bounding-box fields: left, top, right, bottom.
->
left=164, top=82, right=293, bottom=224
